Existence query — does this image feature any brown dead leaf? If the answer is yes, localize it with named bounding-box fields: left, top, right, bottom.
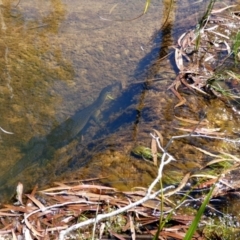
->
left=45, top=225, right=68, bottom=232
left=204, top=158, right=234, bottom=168
left=129, top=213, right=135, bottom=240
left=174, top=127, right=224, bottom=135
left=171, top=214, right=195, bottom=223
left=193, top=146, right=218, bottom=157
left=149, top=228, right=185, bottom=240
left=122, top=190, right=148, bottom=196
left=69, top=191, right=114, bottom=201
left=61, top=216, right=75, bottom=224
left=153, top=129, right=164, bottom=146
left=211, top=5, right=237, bottom=13
left=164, top=172, right=191, bottom=197
left=138, top=216, right=159, bottom=226
left=109, top=231, right=127, bottom=240
left=219, top=151, right=240, bottom=162
left=0, top=211, right=22, bottom=217
left=41, top=183, right=116, bottom=193
left=178, top=32, right=187, bottom=47
left=3, top=205, right=28, bottom=213
left=25, top=194, right=46, bottom=211
left=52, top=195, right=85, bottom=203
left=175, top=116, right=208, bottom=125
left=24, top=213, right=43, bottom=237
left=175, top=48, right=184, bottom=71
left=151, top=137, right=158, bottom=166
left=194, top=178, right=218, bottom=189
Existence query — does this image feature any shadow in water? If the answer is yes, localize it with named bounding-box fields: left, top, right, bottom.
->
left=0, top=82, right=121, bottom=201
left=134, top=0, right=176, bottom=81
left=62, top=82, right=148, bottom=171
left=0, top=0, right=177, bottom=202
left=0, top=80, right=159, bottom=201
left=56, top=1, right=178, bottom=184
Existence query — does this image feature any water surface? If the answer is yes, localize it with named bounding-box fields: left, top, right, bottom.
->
left=0, top=0, right=239, bottom=204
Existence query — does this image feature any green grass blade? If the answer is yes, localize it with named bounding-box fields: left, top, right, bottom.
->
left=233, top=31, right=240, bottom=64
left=195, top=0, right=216, bottom=50
left=183, top=184, right=216, bottom=240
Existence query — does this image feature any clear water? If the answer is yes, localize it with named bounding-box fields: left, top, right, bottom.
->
left=0, top=0, right=239, bottom=205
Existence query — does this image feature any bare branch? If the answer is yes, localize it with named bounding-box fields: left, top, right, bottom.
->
left=59, top=144, right=175, bottom=240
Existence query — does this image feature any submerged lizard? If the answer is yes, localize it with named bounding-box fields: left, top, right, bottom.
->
left=47, top=82, right=119, bottom=148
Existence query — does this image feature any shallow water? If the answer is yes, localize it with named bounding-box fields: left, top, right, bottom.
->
left=0, top=0, right=239, bottom=207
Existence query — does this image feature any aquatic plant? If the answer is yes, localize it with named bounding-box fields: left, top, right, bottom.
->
left=202, top=215, right=240, bottom=239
